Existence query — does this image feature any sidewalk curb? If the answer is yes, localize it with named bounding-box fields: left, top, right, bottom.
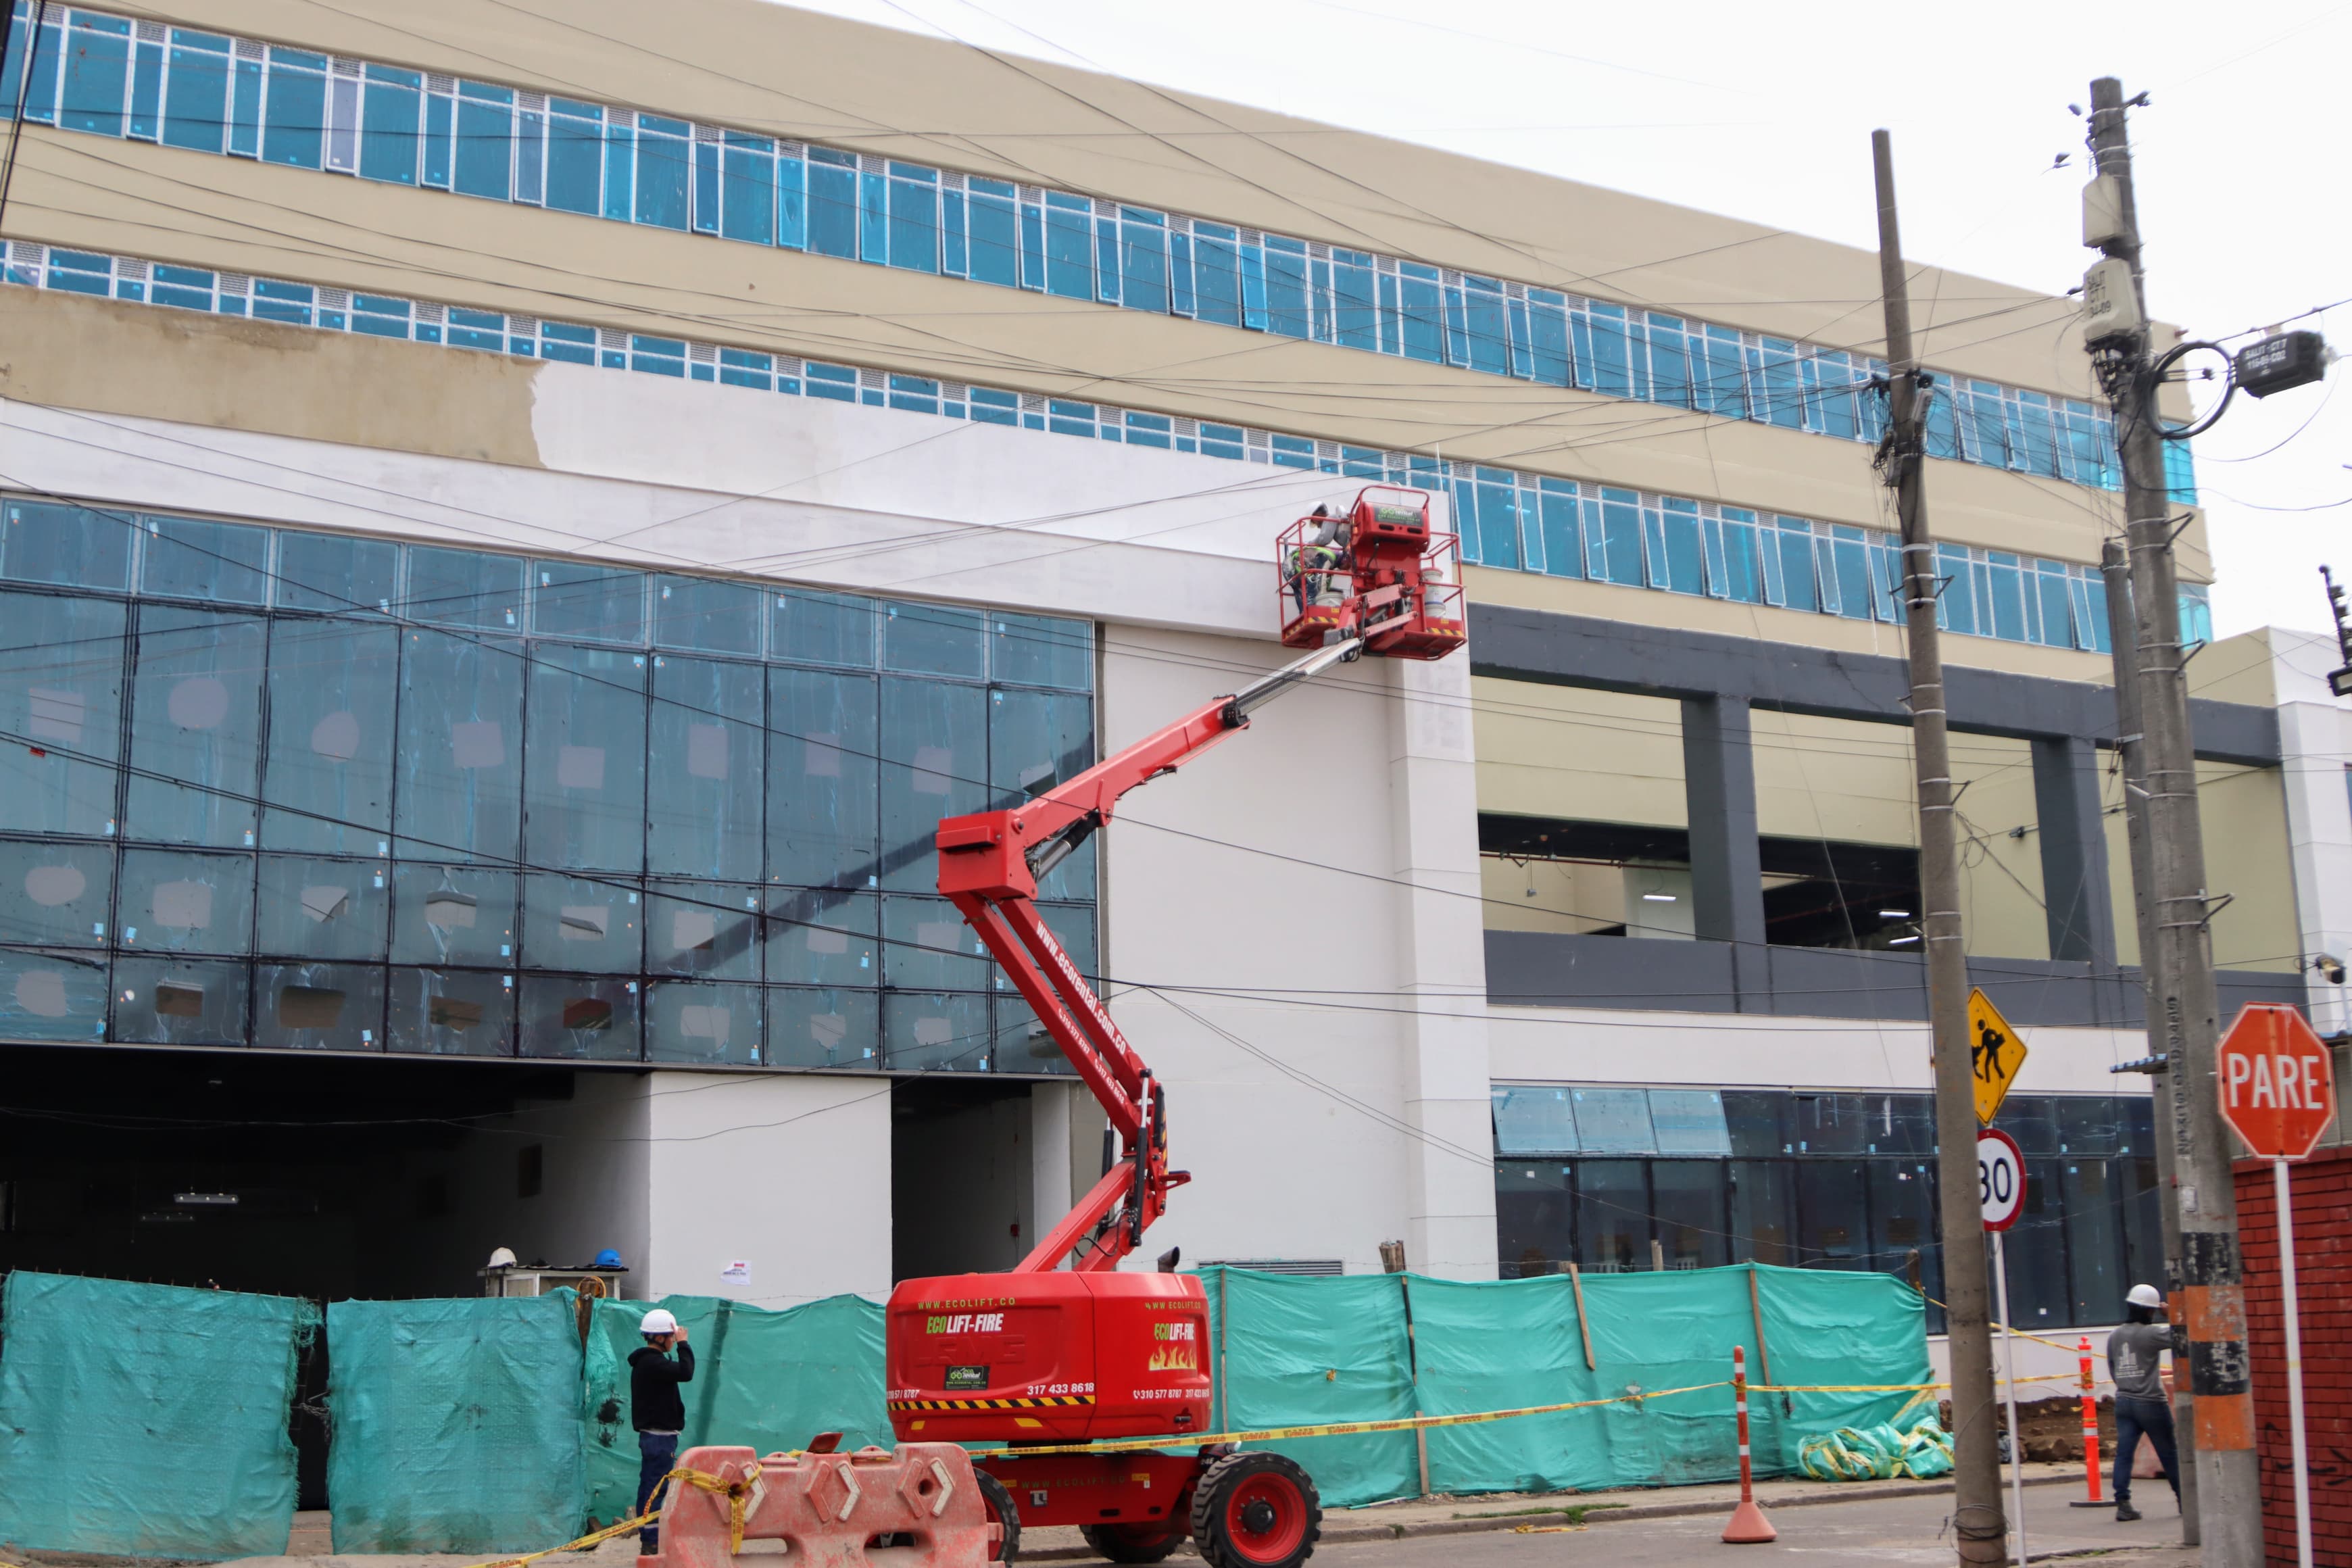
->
left=1017, top=1473, right=2080, bottom=1561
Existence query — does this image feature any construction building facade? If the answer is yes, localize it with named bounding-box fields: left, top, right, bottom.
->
left=0, top=0, right=2344, bottom=1353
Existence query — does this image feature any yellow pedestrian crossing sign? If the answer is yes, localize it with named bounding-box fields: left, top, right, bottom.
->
left=1968, top=987, right=2028, bottom=1125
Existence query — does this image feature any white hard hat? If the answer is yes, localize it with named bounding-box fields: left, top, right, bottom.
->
left=639, top=1308, right=679, bottom=1336
left=487, top=1246, right=518, bottom=1269
left=2126, top=1283, right=2163, bottom=1309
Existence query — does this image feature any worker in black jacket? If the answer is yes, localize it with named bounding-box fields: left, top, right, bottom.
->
left=630, top=1308, right=695, bottom=1552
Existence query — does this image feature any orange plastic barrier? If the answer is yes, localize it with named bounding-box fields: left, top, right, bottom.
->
left=637, top=1444, right=1000, bottom=1568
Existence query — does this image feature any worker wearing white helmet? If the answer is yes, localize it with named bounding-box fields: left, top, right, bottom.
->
left=2105, top=1283, right=2178, bottom=1523
left=630, top=1308, right=695, bottom=1551
left=1288, top=505, right=1352, bottom=616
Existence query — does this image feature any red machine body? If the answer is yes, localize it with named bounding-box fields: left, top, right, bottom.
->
left=885, top=1270, right=1210, bottom=1444
left=1277, top=485, right=1465, bottom=660
left=881, top=488, right=1460, bottom=1567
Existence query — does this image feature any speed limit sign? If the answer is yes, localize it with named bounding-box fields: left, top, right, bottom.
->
left=1977, top=1127, right=2026, bottom=1232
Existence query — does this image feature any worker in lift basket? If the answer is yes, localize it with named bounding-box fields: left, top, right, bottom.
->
left=1289, top=504, right=1350, bottom=616
left=631, top=1308, right=695, bottom=1552
left=2106, top=1283, right=2179, bottom=1521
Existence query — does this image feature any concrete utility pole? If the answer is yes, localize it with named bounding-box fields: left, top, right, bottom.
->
left=2101, top=540, right=2200, bottom=1545
left=1870, top=129, right=2006, bottom=1567
left=2084, top=77, right=2261, bottom=1564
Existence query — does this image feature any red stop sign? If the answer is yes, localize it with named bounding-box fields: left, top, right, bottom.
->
left=2217, top=1003, right=2338, bottom=1159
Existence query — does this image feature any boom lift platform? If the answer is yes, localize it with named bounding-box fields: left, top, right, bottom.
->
left=881, top=488, right=1464, bottom=1568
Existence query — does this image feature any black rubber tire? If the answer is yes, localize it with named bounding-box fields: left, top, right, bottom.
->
left=1080, top=1522, right=1186, bottom=1564
left=976, top=1467, right=1022, bottom=1564
left=1189, top=1452, right=1321, bottom=1568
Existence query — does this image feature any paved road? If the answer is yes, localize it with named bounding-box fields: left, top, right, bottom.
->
left=1308, top=1486, right=2190, bottom=1566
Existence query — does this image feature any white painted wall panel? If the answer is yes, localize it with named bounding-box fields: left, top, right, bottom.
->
left=641, top=1072, right=893, bottom=1306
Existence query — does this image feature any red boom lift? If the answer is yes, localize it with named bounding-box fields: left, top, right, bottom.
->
left=884, top=488, right=1465, bottom=1568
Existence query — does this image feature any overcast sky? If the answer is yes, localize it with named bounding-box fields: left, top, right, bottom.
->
left=770, top=0, right=2349, bottom=646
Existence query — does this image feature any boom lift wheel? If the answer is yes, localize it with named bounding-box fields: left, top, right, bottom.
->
left=1079, top=1521, right=1188, bottom=1564
left=976, top=1468, right=1022, bottom=1564
left=1189, top=1452, right=1321, bottom=1568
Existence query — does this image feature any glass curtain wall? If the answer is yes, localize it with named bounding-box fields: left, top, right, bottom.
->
left=0, top=497, right=1097, bottom=1073
left=1493, top=1085, right=2160, bottom=1333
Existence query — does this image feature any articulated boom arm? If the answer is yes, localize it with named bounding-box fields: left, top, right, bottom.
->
left=935, top=637, right=1363, bottom=1273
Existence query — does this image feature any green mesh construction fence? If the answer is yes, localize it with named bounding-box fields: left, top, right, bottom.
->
left=325, top=1295, right=587, bottom=1553
left=581, top=1294, right=887, bottom=1527
left=0, top=1262, right=1925, bottom=1554
left=1200, top=1268, right=1420, bottom=1508
left=0, top=1271, right=318, bottom=1559
left=1198, top=1263, right=1928, bottom=1504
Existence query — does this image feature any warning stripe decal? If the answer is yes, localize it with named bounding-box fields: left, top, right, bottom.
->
left=887, top=1395, right=1096, bottom=1411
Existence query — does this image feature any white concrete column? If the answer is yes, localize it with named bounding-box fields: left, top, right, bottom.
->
left=1385, top=654, right=1497, bottom=1278
left=2272, top=637, right=2352, bottom=1033
left=640, top=1073, right=893, bottom=1306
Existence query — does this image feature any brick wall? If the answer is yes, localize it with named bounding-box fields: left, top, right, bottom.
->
left=2236, top=1144, right=2352, bottom=1566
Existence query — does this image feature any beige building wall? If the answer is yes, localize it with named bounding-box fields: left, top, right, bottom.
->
left=1471, top=681, right=1686, bottom=829
left=2199, top=760, right=2302, bottom=975
left=2102, top=756, right=2303, bottom=975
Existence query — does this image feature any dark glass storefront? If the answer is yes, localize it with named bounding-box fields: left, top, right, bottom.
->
left=1493, top=1085, right=2164, bottom=1332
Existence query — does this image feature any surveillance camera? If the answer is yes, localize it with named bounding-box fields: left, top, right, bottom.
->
left=2315, top=954, right=2347, bottom=985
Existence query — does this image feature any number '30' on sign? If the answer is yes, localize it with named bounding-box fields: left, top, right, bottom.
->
left=1976, top=1127, right=2026, bottom=1232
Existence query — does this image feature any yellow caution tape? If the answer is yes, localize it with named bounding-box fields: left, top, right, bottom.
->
left=470, top=1510, right=658, bottom=1568
left=1765, top=1372, right=2082, bottom=1395
left=666, top=1461, right=763, bottom=1556
left=1928, top=1296, right=2109, bottom=1358
left=967, top=1369, right=2091, bottom=1459
left=470, top=1460, right=776, bottom=1568
left=14, top=1362, right=2091, bottom=1568
left=968, top=1382, right=1736, bottom=1456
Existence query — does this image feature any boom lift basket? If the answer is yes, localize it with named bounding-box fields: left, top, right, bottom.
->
left=1277, top=486, right=1465, bottom=659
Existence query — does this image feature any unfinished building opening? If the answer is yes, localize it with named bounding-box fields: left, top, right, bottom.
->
left=1479, top=815, right=1924, bottom=951
left=0, top=1046, right=646, bottom=1509
left=0, top=1045, right=621, bottom=1300
left=890, top=1077, right=1037, bottom=1281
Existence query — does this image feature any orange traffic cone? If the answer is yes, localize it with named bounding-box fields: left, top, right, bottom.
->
left=1722, top=1496, right=1776, bottom=1544
left=1722, top=1346, right=1779, bottom=1544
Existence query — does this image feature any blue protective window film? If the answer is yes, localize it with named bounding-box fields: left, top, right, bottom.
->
left=720, top=132, right=773, bottom=245
left=260, top=49, right=324, bottom=168
left=632, top=113, right=688, bottom=230
left=59, top=11, right=129, bottom=138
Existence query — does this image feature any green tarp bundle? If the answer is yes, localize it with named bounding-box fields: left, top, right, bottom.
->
left=581, top=1294, right=887, bottom=1527
left=0, top=1271, right=316, bottom=1559
left=325, top=1295, right=587, bottom=1552
left=1798, top=1417, right=1953, bottom=1481
left=1199, top=1262, right=1928, bottom=1504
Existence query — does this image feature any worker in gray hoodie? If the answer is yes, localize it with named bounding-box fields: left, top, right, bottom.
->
left=2105, top=1283, right=2178, bottom=1522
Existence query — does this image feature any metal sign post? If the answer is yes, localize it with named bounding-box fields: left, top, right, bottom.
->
left=2215, top=1003, right=2336, bottom=1568
left=2272, top=1156, right=2311, bottom=1568
left=1978, top=1127, right=2028, bottom=1567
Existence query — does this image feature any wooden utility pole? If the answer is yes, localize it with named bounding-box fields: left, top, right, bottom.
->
left=1871, top=129, right=2006, bottom=1567
left=2084, top=76, right=2261, bottom=1565
left=2101, top=539, right=2200, bottom=1544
